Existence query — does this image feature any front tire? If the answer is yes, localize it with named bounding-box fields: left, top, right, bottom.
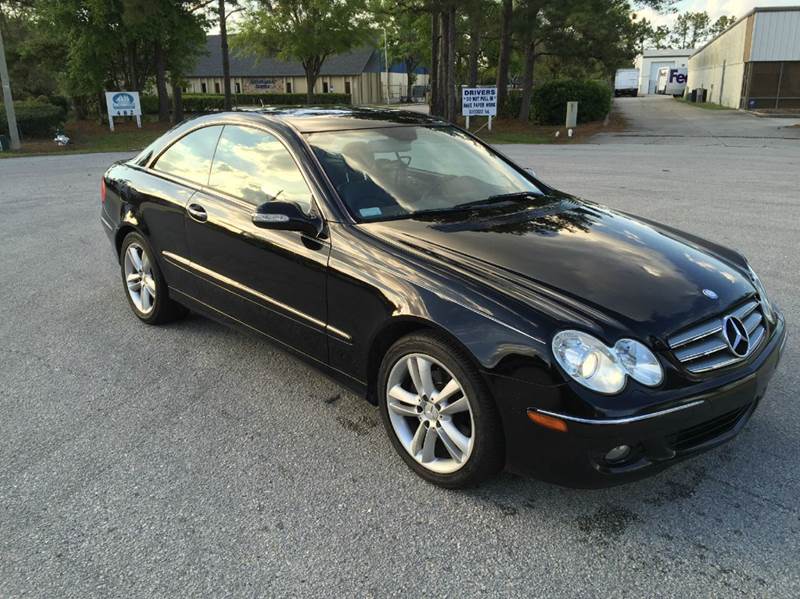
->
left=377, top=332, right=504, bottom=488
left=120, top=232, right=186, bottom=325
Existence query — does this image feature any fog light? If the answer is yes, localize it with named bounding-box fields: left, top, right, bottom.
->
left=605, top=445, right=631, bottom=463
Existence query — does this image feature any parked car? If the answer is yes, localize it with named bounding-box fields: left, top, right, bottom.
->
left=614, top=68, right=639, bottom=97
left=656, top=67, right=688, bottom=96
left=101, top=108, right=785, bottom=489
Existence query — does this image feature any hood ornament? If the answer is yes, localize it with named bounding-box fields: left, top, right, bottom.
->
left=702, top=289, right=719, bottom=300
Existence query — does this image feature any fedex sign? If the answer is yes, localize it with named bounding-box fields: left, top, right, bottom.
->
left=658, top=67, right=688, bottom=96
left=669, top=69, right=687, bottom=84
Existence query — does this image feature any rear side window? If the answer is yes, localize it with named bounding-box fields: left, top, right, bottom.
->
left=208, top=125, right=313, bottom=211
left=153, top=125, right=223, bottom=185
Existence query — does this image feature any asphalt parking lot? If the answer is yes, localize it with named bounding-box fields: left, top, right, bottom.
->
left=1, top=124, right=799, bottom=596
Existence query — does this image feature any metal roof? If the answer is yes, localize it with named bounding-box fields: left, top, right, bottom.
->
left=190, top=36, right=380, bottom=77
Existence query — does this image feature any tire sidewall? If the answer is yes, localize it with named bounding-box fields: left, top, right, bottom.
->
left=377, top=333, right=504, bottom=488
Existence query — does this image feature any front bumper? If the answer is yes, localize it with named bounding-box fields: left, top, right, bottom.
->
left=502, top=314, right=786, bottom=488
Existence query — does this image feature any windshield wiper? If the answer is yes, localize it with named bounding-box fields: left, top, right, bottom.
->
left=451, top=191, right=542, bottom=211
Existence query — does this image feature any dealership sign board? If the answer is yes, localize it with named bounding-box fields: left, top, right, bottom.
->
left=105, top=91, right=142, bottom=131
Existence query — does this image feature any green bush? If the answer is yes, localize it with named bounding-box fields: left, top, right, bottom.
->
left=0, top=101, right=66, bottom=138
left=532, top=79, right=611, bottom=125
left=140, top=94, right=160, bottom=115
left=140, top=92, right=352, bottom=115
left=182, top=92, right=352, bottom=113
left=498, top=91, right=523, bottom=119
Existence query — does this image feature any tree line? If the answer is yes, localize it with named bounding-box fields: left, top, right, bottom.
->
left=3, top=0, right=721, bottom=126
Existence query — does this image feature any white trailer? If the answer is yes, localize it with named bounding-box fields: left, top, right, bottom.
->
left=656, top=67, right=688, bottom=96
left=614, top=68, right=639, bottom=97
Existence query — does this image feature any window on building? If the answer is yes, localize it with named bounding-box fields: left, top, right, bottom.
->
left=322, top=81, right=329, bottom=93
left=153, top=126, right=223, bottom=185
left=286, top=80, right=293, bottom=93
left=344, top=80, right=351, bottom=96
left=214, top=81, right=221, bottom=94
left=201, top=82, right=207, bottom=94
left=209, top=125, right=313, bottom=212
left=235, top=82, right=241, bottom=94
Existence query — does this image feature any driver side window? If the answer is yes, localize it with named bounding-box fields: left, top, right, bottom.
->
left=208, top=125, right=313, bottom=211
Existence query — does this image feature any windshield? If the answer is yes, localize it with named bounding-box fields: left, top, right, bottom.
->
left=305, top=126, right=545, bottom=221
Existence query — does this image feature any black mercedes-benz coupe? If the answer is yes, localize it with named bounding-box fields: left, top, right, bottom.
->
left=101, top=107, right=785, bottom=488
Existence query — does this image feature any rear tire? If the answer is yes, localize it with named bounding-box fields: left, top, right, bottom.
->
left=377, top=332, right=504, bottom=488
left=120, top=232, right=187, bottom=325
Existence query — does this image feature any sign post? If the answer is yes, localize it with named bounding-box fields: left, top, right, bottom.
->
left=461, top=86, right=497, bottom=131
left=105, top=91, right=143, bottom=132
left=565, top=101, right=578, bottom=128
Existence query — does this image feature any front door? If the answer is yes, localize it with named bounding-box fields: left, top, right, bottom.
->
left=184, top=124, right=331, bottom=363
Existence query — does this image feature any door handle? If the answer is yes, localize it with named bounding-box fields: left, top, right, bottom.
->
left=187, top=203, right=207, bottom=222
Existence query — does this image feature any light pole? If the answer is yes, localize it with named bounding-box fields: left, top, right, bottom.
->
left=0, top=25, right=21, bottom=150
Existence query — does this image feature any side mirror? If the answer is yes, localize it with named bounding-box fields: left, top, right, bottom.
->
left=251, top=201, right=324, bottom=237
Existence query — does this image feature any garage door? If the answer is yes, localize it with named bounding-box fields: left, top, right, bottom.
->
left=649, top=61, right=673, bottom=94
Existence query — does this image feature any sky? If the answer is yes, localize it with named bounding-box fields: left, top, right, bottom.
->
left=633, top=0, right=800, bottom=26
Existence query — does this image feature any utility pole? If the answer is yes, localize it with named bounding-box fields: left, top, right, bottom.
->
left=0, top=25, right=21, bottom=150
left=383, top=27, right=390, bottom=105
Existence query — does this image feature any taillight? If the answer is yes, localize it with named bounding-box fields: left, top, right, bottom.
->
left=101, top=178, right=107, bottom=204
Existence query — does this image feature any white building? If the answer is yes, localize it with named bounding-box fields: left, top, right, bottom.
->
left=634, top=48, right=695, bottom=95
left=688, top=6, right=800, bottom=109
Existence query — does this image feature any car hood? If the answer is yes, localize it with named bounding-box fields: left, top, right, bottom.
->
left=362, top=197, right=756, bottom=340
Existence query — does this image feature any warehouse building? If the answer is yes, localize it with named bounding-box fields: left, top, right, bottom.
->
left=186, top=36, right=384, bottom=104
left=688, top=6, right=800, bottom=109
left=634, top=48, right=695, bottom=95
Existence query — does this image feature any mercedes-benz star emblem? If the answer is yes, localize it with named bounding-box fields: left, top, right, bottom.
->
left=723, top=315, right=750, bottom=357
left=702, top=289, right=719, bottom=300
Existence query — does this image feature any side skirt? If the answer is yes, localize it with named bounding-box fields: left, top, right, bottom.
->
left=169, top=287, right=369, bottom=399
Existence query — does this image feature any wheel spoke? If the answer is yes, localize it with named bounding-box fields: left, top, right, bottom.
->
left=408, top=356, right=435, bottom=398
left=436, top=427, right=463, bottom=462
left=143, top=276, right=156, bottom=296
left=388, top=400, right=419, bottom=418
left=439, top=396, right=469, bottom=415
left=409, top=422, right=427, bottom=456
left=127, top=246, right=142, bottom=271
left=388, top=384, right=419, bottom=406
left=140, top=285, right=152, bottom=311
left=407, top=357, right=424, bottom=396
left=416, top=357, right=435, bottom=398
left=126, top=272, right=142, bottom=291
left=420, top=426, right=438, bottom=463
left=440, top=420, right=470, bottom=454
left=141, top=252, right=151, bottom=275
left=433, top=378, right=461, bottom=405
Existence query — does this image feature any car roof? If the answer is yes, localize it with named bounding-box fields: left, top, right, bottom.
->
left=235, top=106, right=448, bottom=133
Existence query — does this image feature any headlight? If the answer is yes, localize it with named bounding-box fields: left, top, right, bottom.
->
left=747, top=264, right=774, bottom=323
left=552, top=331, right=663, bottom=394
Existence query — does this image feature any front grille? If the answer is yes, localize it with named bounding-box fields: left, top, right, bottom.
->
left=668, top=300, right=767, bottom=374
left=668, top=403, right=751, bottom=451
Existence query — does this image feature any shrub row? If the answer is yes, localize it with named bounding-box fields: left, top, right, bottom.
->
left=532, top=80, right=611, bottom=125
left=496, top=79, right=612, bottom=124
left=140, top=92, right=352, bottom=114
left=0, top=101, right=66, bottom=138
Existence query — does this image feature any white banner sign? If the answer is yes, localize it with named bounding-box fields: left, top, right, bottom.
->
left=461, top=86, right=497, bottom=116
left=105, top=91, right=142, bottom=131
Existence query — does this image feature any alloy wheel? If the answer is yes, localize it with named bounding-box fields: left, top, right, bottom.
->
left=385, top=353, right=475, bottom=474
left=123, top=242, right=156, bottom=315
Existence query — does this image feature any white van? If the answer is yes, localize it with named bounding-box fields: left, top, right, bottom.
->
left=656, top=67, right=688, bottom=96
left=614, top=68, right=639, bottom=97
